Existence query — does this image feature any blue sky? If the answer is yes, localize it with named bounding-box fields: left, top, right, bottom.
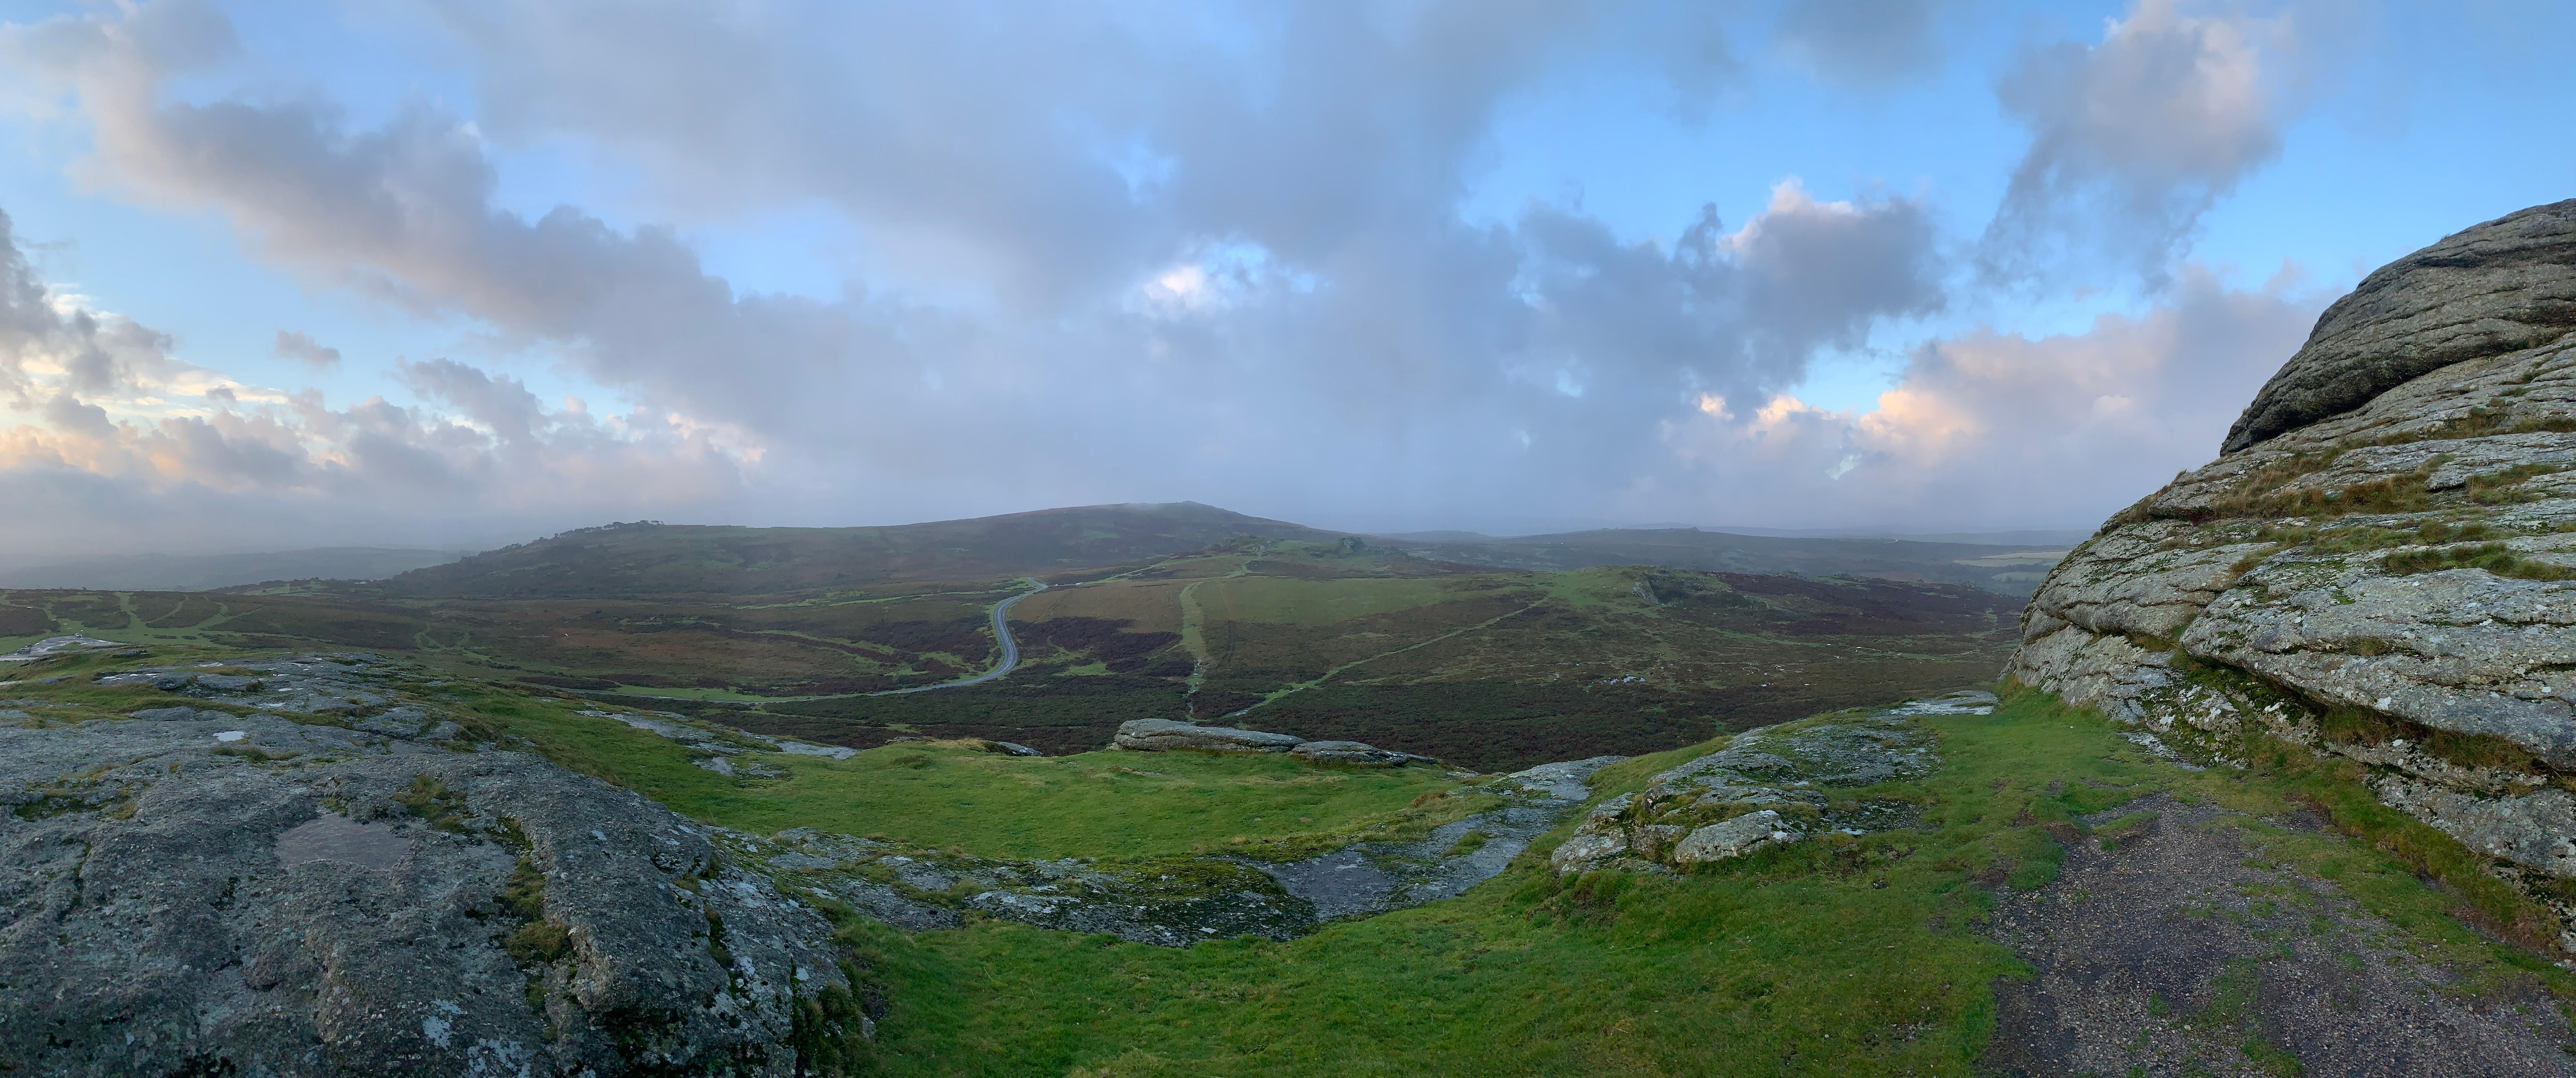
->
left=0, top=0, right=2568, bottom=560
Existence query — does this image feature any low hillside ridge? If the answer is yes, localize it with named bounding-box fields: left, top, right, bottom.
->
left=372, top=502, right=1341, bottom=597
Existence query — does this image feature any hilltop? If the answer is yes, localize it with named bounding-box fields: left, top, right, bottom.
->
left=0, top=547, right=463, bottom=591
left=1375, top=527, right=2066, bottom=595
left=367, top=503, right=1342, bottom=598
left=344, top=502, right=2067, bottom=600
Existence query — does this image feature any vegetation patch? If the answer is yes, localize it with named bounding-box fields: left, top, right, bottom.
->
left=2379, top=542, right=2576, bottom=581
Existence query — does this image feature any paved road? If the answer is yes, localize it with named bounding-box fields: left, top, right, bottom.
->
left=874, top=581, right=1046, bottom=695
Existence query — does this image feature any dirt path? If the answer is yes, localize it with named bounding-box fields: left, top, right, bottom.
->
left=1982, top=792, right=2574, bottom=1076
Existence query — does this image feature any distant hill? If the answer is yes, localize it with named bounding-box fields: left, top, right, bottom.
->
left=1368, top=528, right=2068, bottom=595
left=344, top=504, right=2073, bottom=599
left=0, top=547, right=462, bottom=592
left=1698, top=526, right=2093, bottom=546
left=367, top=502, right=1344, bottom=598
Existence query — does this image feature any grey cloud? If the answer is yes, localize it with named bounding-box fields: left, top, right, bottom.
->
left=0, top=207, right=173, bottom=409
left=4, top=1, right=1954, bottom=541
left=1516, top=186, right=1942, bottom=405
left=398, top=359, right=546, bottom=445
left=1775, top=0, right=1948, bottom=88
left=273, top=329, right=340, bottom=367
left=0, top=204, right=743, bottom=558
left=1981, top=0, right=2292, bottom=287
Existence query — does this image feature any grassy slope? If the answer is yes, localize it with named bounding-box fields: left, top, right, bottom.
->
left=431, top=684, right=1463, bottom=861
left=825, top=689, right=2570, bottom=1077
left=10, top=645, right=2563, bottom=1073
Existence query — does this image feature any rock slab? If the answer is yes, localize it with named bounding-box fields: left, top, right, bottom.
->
left=0, top=659, right=865, bottom=1076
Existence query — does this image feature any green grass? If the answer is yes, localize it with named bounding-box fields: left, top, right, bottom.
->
left=807, top=687, right=2572, bottom=1076
left=13, top=643, right=2565, bottom=1073
left=726, top=745, right=1464, bottom=860
left=443, top=689, right=1464, bottom=861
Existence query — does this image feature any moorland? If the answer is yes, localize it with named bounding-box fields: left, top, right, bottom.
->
left=0, top=503, right=2042, bottom=769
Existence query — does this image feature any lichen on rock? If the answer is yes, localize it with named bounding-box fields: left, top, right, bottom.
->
left=0, top=654, right=869, bottom=1076
left=1549, top=696, right=1963, bottom=875
left=2010, top=198, right=2576, bottom=949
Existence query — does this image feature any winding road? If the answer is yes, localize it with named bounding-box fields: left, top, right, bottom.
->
left=873, top=580, right=1046, bottom=695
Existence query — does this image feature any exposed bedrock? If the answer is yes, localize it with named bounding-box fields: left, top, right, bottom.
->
left=2224, top=198, right=2576, bottom=452
left=2011, top=199, right=2576, bottom=946
left=1111, top=718, right=1432, bottom=765
left=0, top=693, right=861, bottom=1076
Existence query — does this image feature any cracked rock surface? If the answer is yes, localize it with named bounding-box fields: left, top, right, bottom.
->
left=0, top=656, right=862, bottom=1077
left=2011, top=199, right=2576, bottom=944
left=1548, top=695, right=1971, bottom=874
left=2225, top=198, right=2576, bottom=452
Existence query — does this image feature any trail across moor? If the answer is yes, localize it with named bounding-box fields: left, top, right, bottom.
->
left=876, top=580, right=1046, bottom=695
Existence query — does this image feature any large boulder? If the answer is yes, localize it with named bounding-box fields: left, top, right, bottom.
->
left=1113, top=718, right=1304, bottom=753
left=2012, top=200, right=2576, bottom=943
left=0, top=688, right=865, bottom=1074
left=2223, top=199, right=2576, bottom=452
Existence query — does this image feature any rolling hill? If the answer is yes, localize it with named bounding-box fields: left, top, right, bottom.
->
left=346, top=502, right=2069, bottom=600
left=367, top=502, right=1342, bottom=598
left=1371, top=527, right=2069, bottom=595
left=0, top=547, right=464, bottom=591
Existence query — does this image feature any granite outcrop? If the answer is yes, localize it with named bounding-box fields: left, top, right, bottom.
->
left=1548, top=693, right=1981, bottom=874
left=0, top=654, right=872, bottom=1076
left=2010, top=199, right=2576, bottom=948
left=1112, top=718, right=1433, bottom=766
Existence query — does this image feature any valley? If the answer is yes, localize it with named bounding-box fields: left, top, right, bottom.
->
left=0, top=518, right=2025, bottom=770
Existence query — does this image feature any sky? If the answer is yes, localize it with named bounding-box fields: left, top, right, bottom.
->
left=0, top=0, right=2568, bottom=561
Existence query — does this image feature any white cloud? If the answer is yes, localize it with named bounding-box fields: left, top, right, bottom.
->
left=1982, top=0, right=2303, bottom=286
left=0, top=1, right=1971, bottom=543
left=1653, top=264, right=2325, bottom=527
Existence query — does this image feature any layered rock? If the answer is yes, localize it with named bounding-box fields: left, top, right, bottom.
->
left=2011, top=200, right=2576, bottom=941
left=2224, top=199, right=2576, bottom=452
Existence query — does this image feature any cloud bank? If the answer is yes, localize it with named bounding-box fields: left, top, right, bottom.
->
left=0, top=0, right=2335, bottom=559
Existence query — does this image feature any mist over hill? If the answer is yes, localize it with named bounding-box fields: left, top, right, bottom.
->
left=368, top=502, right=1343, bottom=598
left=0, top=547, right=464, bottom=592
left=1367, top=527, right=2069, bottom=596
left=347, top=503, right=2071, bottom=600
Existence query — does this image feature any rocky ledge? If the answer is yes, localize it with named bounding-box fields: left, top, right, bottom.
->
left=2010, top=199, right=2576, bottom=947
left=1549, top=693, right=1982, bottom=874
left=0, top=654, right=872, bottom=1077
left=1112, top=717, right=1435, bottom=766
left=737, top=755, right=1628, bottom=948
